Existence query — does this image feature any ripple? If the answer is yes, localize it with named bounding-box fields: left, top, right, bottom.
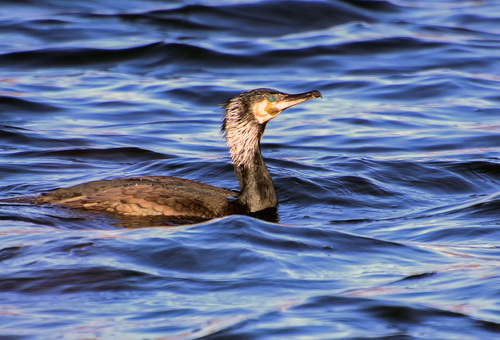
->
left=2, top=0, right=500, bottom=338
left=0, top=95, right=63, bottom=113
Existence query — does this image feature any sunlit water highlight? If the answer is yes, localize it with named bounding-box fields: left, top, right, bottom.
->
left=1, top=0, right=500, bottom=339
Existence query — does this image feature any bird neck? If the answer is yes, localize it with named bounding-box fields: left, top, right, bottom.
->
left=234, top=145, right=277, bottom=213
left=222, top=97, right=278, bottom=212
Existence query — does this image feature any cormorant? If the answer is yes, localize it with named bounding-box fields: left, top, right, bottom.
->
left=4, top=88, right=322, bottom=220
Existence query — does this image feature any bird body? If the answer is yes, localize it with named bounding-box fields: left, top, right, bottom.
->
left=4, top=88, right=322, bottom=221
left=33, top=176, right=239, bottom=219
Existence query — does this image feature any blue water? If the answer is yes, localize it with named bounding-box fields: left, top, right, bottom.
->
left=1, top=0, right=500, bottom=338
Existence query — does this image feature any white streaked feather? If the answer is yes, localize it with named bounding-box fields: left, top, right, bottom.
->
left=222, top=94, right=261, bottom=167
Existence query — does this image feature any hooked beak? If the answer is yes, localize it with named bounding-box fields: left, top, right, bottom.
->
left=274, top=90, right=322, bottom=112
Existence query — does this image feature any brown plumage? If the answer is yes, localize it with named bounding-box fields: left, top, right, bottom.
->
left=3, top=88, right=322, bottom=221
left=34, top=177, right=239, bottom=219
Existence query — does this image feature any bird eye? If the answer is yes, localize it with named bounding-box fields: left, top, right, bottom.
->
left=268, top=95, right=276, bottom=103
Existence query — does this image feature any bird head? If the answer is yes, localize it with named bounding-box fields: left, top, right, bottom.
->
left=223, top=88, right=322, bottom=129
left=222, top=88, right=322, bottom=167
left=243, top=88, right=322, bottom=124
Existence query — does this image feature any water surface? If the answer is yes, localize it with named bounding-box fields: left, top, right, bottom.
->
left=1, top=0, right=500, bottom=339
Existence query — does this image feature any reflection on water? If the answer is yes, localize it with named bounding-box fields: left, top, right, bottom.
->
left=1, top=0, right=500, bottom=338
